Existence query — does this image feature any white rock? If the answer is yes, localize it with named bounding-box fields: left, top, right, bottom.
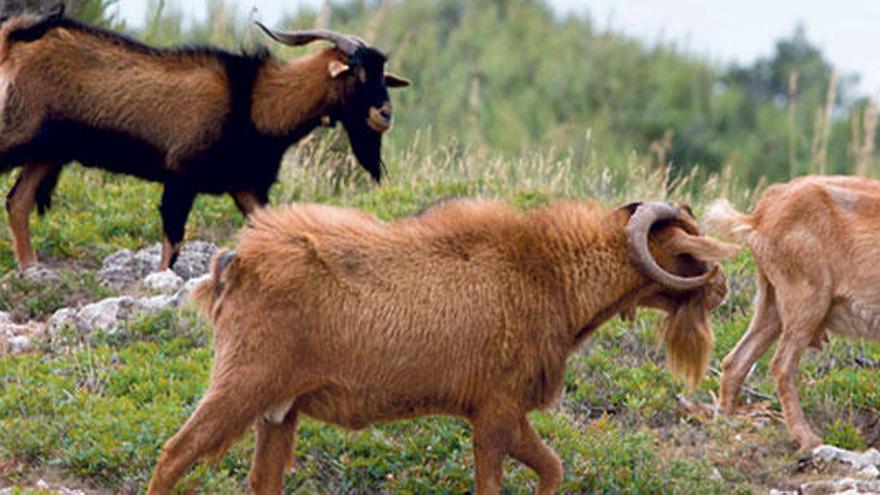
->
left=78, top=296, right=138, bottom=334
left=859, top=464, right=880, bottom=479
left=143, top=269, right=184, bottom=293
left=813, top=445, right=880, bottom=470
left=174, top=273, right=210, bottom=306
left=769, top=490, right=798, bottom=495
left=46, top=307, right=83, bottom=336
left=800, top=477, right=880, bottom=495
left=172, top=241, right=218, bottom=280
left=137, top=294, right=176, bottom=312
left=100, top=241, right=216, bottom=288
left=21, top=265, right=62, bottom=284
left=800, top=478, right=857, bottom=495
left=0, top=315, right=45, bottom=355
left=8, top=335, right=31, bottom=353
left=99, top=244, right=161, bottom=289
left=74, top=294, right=178, bottom=335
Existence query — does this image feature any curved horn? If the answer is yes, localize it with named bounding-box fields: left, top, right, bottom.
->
left=255, top=22, right=366, bottom=56
left=624, top=202, right=717, bottom=291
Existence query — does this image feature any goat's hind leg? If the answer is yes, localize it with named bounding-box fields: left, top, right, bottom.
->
left=248, top=410, right=299, bottom=495
left=508, top=417, right=563, bottom=495
left=231, top=190, right=268, bottom=218
left=471, top=403, right=522, bottom=495
left=719, top=269, right=782, bottom=413
left=770, top=281, right=831, bottom=449
left=158, top=183, right=196, bottom=271
left=5, top=162, right=58, bottom=268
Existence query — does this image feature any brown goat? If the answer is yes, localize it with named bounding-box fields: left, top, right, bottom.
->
left=148, top=199, right=737, bottom=494
left=706, top=175, right=880, bottom=448
left=0, top=12, right=408, bottom=270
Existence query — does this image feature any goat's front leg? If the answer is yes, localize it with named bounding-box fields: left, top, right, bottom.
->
left=158, top=183, right=196, bottom=271
left=771, top=282, right=830, bottom=449
left=720, top=270, right=781, bottom=412
left=232, top=190, right=268, bottom=218
left=248, top=412, right=299, bottom=495
left=508, top=416, right=563, bottom=495
left=6, top=162, right=58, bottom=268
left=148, top=383, right=266, bottom=494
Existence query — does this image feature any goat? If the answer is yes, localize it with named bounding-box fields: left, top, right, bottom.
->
left=0, top=12, right=409, bottom=270
left=147, top=199, right=737, bottom=494
left=706, top=175, right=880, bottom=448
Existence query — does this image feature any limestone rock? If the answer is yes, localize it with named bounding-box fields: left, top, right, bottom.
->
left=143, top=269, right=184, bottom=293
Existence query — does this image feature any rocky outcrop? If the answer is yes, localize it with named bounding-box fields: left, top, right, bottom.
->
left=98, top=242, right=216, bottom=290
left=772, top=446, right=880, bottom=495
left=1, top=244, right=214, bottom=355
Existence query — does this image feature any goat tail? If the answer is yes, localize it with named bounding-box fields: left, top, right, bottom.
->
left=191, top=249, right=238, bottom=322
left=703, top=198, right=753, bottom=245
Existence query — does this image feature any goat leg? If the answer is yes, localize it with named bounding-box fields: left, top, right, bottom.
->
left=232, top=189, right=267, bottom=218
left=770, top=283, right=830, bottom=449
left=248, top=412, right=299, bottom=495
left=719, top=272, right=781, bottom=413
left=5, top=162, right=56, bottom=269
left=147, top=384, right=265, bottom=494
left=471, top=403, right=521, bottom=495
left=508, top=417, right=563, bottom=495
left=158, top=183, right=196, bottom=271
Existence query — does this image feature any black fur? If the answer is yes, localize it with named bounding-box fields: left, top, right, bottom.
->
left=335, top=46, right=392, bottom=182
left=35, top=164, right=60, bottom=215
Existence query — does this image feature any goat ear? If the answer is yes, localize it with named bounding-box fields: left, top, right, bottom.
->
left=328, top=60, right=351, bottom=78
left=385, top=73, right=411, bottom=88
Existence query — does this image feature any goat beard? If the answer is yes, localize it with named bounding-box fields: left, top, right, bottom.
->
left=662, top=296, right=714, bottom=390
left=342, top=118, right=385, bottom=182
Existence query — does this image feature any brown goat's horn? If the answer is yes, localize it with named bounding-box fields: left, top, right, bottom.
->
left=255, top=22, right=366, bottom=56
left=624, top=202, right=717, bottom=291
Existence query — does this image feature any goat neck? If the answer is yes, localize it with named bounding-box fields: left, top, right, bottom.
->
left=532, top=204, right=647, bottom=344
left=250, top=47, right=340, bottom=138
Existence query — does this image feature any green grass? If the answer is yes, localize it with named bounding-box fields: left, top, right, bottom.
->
left=1, top=142, right=880, bottom=493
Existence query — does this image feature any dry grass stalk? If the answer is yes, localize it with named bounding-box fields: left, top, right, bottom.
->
left=364, top=0, right=392, bottom=44
left=815, top=70, right=837, bottom=174
left=314, top=0, right=331, bottom=29
left=787, top=71, right=798, bottom=177
left=859, top=98, right=878, bottom=176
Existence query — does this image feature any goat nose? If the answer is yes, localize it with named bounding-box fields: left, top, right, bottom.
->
left=367, top=106, right=392, bottom=133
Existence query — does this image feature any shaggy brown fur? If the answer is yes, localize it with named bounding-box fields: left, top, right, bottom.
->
left=706, top=175, right=880, bottom=448
left=0, top=14, right=408, bottom=270
left=149, top=199, right=736, bottom=494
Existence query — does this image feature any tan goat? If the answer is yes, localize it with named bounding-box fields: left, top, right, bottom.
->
left=148, top=199, right=737, bottom=494
left=707, top=175, right=880, bottom=448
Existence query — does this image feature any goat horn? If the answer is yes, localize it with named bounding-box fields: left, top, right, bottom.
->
left=624, top=202, right=717, bottom=291
left=255, top=23, right=366, bottom=56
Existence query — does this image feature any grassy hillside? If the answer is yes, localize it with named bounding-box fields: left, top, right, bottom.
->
left=2, top=143, right=880, bottom=493
left=2, top=0, right=880, bottom=493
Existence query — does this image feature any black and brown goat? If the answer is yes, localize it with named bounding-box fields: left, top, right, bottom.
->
left=148, top=199, right=737, bottom=494
left=0, top=12, right=409, bottom=269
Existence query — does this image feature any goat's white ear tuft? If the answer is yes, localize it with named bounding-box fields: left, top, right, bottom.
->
left=328, top=60, right=350, bottom=78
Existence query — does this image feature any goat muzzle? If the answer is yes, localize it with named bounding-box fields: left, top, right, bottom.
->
left=367, top=102, right=393, bottom=133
